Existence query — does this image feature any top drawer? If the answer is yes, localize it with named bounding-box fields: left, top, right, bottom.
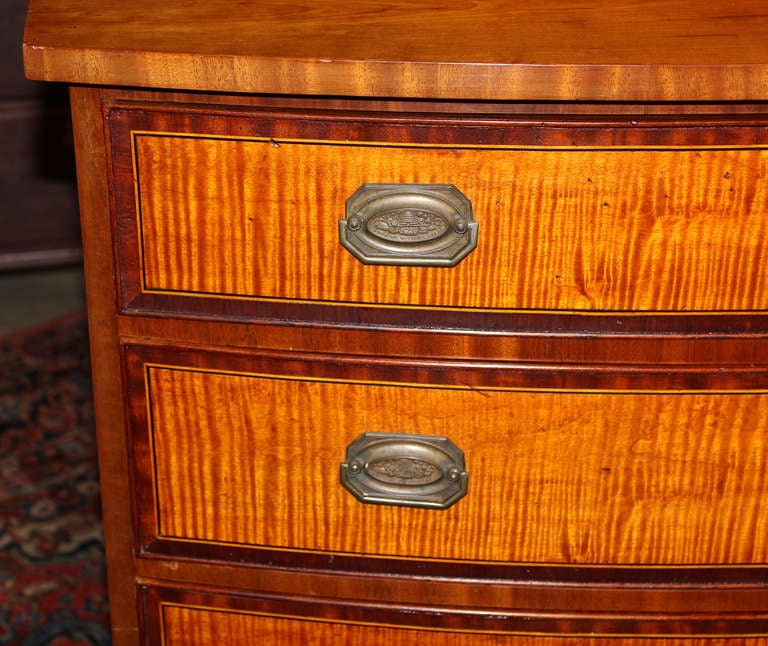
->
left=109, top=106, right=768, bottom=322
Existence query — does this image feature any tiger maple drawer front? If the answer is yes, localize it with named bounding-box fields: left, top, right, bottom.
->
left=126, top=345, right=768, bottom=568
left=109, top=107, right=768, bottom=320
left=142, top=586, right=768, bottom=644
left=153, top=599, right=526, bottom=646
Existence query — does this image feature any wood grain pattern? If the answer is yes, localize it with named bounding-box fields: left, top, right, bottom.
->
left=136, top=558, right=768, bottom=611
left=99, top=87, right=768, bottom=117
left=68, top=87, right=139, bottom=646
left=132, top=351, right=768, bottom=566
left=146, top=586, right=768, bottom=642
left=117, top=314, right=768, bottom=375
left=130, top=131, right=768, bottom=313
left=158, top=604, right=768, bottom=644
left=29, top=0, right=768, bottom=639
left=23, top=0, right=768, bottom=101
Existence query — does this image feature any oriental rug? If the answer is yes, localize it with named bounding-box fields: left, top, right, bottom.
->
left=0, top=313, right=110, bottom=645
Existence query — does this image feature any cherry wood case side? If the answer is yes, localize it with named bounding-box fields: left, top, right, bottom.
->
left=69, top=86, right=140, bottom=646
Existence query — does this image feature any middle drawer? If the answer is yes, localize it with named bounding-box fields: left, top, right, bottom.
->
left=126, top=344, right=768, bottom=569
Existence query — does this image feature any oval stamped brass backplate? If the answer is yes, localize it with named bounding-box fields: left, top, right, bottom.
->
left=340, top=432, right=469, bottom=509
left=340, top=184, right=478, bottom=266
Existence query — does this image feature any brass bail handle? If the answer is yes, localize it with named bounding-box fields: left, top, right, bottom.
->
left=340, top=432, right=469, bottom=510
left=339, top=184, right=478, bottom=267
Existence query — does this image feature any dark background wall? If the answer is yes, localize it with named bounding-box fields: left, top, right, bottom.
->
left=1, top=2, right=81, bottom=270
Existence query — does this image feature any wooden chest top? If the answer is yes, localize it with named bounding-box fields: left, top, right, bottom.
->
left=23, top=0, right=768, bottom=101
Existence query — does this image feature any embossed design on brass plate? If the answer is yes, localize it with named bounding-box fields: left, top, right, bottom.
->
left=368, top=209, right=450, bottom=243
left=367, top=457, right=442, bottom=485
left=340, top=432, right=469, bottom=509
left=340, top=184, right=478, bottom=266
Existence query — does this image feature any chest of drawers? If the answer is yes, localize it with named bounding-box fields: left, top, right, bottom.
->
left=24, top=1, right=768, bottom=644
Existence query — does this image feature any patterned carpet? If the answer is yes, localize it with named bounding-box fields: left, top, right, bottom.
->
left=0, top=314, right=111, bottom=645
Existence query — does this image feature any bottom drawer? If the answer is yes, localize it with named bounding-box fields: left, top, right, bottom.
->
left=144, top=586, right=767, bottom=645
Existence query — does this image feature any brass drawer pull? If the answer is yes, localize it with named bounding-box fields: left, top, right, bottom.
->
left=340, top=184, right=478, bottom=266
left=340, top=432, right=469, bottom=509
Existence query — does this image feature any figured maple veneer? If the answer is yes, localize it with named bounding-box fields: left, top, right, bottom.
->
left=158, top=604, right=540, bottom=645
left=24, top=0, right=768, bottom=640
left=146, top=588, right=768, bottom=644
left=110, top=107, right=768, bottom=317
left=126, top=346, right=768, bottom=567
